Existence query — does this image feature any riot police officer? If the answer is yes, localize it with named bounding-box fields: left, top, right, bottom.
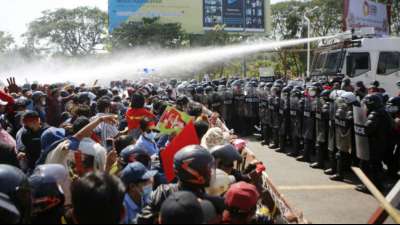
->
left=264, top=83, right=274, bottom=146
left=311, top=90, right=331, bottom=169
left=277, top=86, right=292, bottom=153
left=258, top=83, right=270, bottom=146
left=270, top=83, right=282, bottom=149
left=244, top=81, right=260, bottom=137
left=220, top=85, right=234, bottom=128
left=194, top=86, right=207, bottom=106
left=297, top=84, right=319, bottom=162
left=288, top=87, right=304, bottom=157
left=205, top=86, right=215, bottom=109
left=232, top=80, right=246, bottom=136
left=210, top=87, right=223, bottom=115
left=330, top=92, right=357, bottom=181
left=384, top=97, right=400, bottom=178
left=324, top=90, right=345, bottom=176
left=356, top=94, right=394, bottom=193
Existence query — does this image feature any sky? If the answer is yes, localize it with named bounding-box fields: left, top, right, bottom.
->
left=0, top=0, right=284, bottom=44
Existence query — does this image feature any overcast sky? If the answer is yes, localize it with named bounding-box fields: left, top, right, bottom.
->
left=0, top=0, right=284, bottom=43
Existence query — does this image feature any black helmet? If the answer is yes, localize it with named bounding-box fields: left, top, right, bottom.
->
left=29, top=174, right=65, bottom=221
left=266, top=82, right=274, bottom=89
left=282, top=86, right=293, bottom=94
left=363, top=94, right=384, bottom=111
left=388, top=97, right=400, bottom=107
left=205, top=86, right=214, bottom=94
left=210, top=145, right=242, bottom=165
left=174, top=145, right=215, bottom=187
left=195, top=86, right=204, bottom=94
left=370, top=80, right=380, bottom=88
left=274, top=79, right=284, bottom=86
left=291, top=89, right=302, bottom=98
left=0, top=165, right=31, bottom=223
left=0, top=192, right=20, bottom=224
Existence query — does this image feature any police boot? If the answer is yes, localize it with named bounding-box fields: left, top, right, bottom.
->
left=276, top=135, right=286, bottom=153
left=330, top=152, right=344, bottom=181
left=311, top=144, right=325, bottom=169
left=287, top=137, right=300, bottom=157
left=355, top=185, right=371, bottom=195
left=324, top=151, right=337, bottom=175
left=270, top=131, right=280, bottom=149
left=297, top=139, right=312, bottom=162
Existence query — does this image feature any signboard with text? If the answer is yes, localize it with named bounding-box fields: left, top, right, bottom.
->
left=344, top=0, right=389, bottom=35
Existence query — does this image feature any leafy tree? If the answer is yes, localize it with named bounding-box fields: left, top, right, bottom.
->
left=24, top=7, right=107, bottom=56
left=110, top=17, right=186, bottom=49
left=0, top=31, right=14, bottom=53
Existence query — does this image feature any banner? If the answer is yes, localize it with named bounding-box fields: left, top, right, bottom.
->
left=344, top=0, right=389, bottom=35
left=108, top=0, right=203, bottom=33
left=156, top=106, right=193, bottom=135
left=160, top=121, right=200, bottom=182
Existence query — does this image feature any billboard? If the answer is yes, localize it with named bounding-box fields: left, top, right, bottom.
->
left=204, top=0, right=268, bottom=32
left=344, top=0, right=389, bottom=35
left=109, top=0, right=271, bottom=33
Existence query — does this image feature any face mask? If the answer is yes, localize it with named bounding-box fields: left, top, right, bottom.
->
left=141, top=184, right=153, bottom=205
left=144, top=132, right=157, bottom=141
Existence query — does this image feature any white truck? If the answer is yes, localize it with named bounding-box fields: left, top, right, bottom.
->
left=311, top=29, right=400, bottom=96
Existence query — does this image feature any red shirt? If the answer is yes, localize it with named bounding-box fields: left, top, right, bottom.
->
left=125, top=108, right=156, bottom=130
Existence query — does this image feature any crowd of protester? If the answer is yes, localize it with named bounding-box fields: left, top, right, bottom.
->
left=0, top=77, right=287, bottom=224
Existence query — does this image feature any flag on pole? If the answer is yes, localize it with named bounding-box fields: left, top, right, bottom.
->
left=160, top=120, right=200, bottom=182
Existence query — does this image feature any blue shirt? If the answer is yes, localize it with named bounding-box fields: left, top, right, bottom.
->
left=123, top=194, right=140, bottom=224
left=135, top=135, right=159, bottom=156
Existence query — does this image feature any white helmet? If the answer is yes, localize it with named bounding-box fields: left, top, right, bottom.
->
left=340, top=92, right=358, bottom=104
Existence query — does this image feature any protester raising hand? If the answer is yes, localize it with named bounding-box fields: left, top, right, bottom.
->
left=6, top=77, right=20, bottom=94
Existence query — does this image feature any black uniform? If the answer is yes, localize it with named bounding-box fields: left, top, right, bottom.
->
left=299, top=96, right=316, bottom=162
left=312, top=96, right=330, bottom=169
left=221, top=89, right=234, bottom=128
left=289, top=91, right=304, bottom=157
left=233, top=86, right=246, bottom=136
left=278, top=89, right=291, bottom=153
left=244, top=86, right=260, bottom=137
left=270, top=92, right=281, bottom=149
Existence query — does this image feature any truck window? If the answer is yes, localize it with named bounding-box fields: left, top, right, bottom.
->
left=377, top=52, right=400, bottom=75
left=346, top=53, right=371, bottom=77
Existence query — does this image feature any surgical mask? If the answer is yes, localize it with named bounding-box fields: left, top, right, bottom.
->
left=144, top=132, right=157, bottom=141
left=141, top=185, right=153, bottom=205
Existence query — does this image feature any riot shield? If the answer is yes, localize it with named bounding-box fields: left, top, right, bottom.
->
left=353, top=104, right=370, bottom=161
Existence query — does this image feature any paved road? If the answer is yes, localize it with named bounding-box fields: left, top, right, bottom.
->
left=247, top=139, right=395, bottom=224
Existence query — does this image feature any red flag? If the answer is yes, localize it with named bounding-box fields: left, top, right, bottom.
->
left=161, top=120, right=200, bottom=182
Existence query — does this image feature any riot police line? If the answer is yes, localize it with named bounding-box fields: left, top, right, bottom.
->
left=179, top=77, right=400, bottom=195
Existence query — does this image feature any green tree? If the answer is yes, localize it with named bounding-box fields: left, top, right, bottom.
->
left=24, top=7, right=107, bottom=56
left=0, top=31, right=14, bottom=53
left=110, top=17, right=186, bottom=49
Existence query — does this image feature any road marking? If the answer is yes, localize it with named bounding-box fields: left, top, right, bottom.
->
left=278, top=184, right=356, bottom=191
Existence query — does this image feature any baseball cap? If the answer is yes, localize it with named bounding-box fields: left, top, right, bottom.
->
left=160, top=191, right=205, bottom=224
left=120, top=162, right=157, bottom=186
left=225, top=182, right=260, bottom=213
left=41, top=127, right=66, bottom=152
left=0, top=192, right=20, bottom=224
left=120, top=146, right=150, bottom=166
left=22, top=111, right=40, bottom=121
